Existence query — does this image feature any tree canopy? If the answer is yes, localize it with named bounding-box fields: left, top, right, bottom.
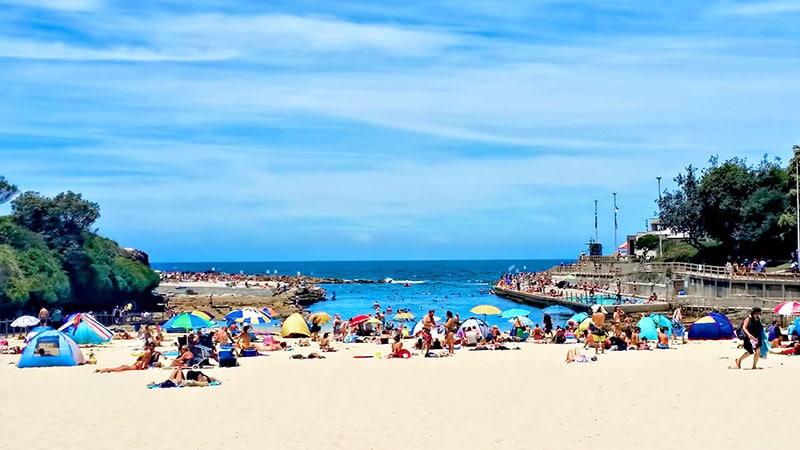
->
left=658, top=155, right=791, bottom=263
left=0, top=179, right=159, bottom=317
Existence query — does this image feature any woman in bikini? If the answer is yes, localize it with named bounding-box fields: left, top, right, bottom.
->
left=444, top=311, right=459, bottom=354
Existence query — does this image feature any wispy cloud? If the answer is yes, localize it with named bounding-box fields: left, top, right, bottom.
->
left=2, top=0, right=799, bottom=259
left=716, top=0, right=800, bottom=16
left=0, top=0, right=100, bottom=11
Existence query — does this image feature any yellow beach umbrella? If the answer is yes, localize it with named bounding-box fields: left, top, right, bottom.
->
left=470, top=305, right=501, bottom=316
left=577, top=317, right=594, bottom=334
left=393, top=312, right=415, bottom=322
left=309, top=312, right=332, bottom=325
left=365, top=318, right=382, bottom=326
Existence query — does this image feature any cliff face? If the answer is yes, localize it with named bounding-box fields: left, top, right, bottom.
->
left=123, top=248, right=151, bottom=267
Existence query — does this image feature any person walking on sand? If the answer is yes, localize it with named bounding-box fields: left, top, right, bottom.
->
left=444, top=310, right=459, bottom=355
left=735, top=307, right=764, bottom=370
left=671, top=304, right=685, bottom=345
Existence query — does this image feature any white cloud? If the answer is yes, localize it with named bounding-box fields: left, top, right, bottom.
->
left=0, top=39, right=233, bottom=61
left=716, top=0, right=800, bottom=16
left=0, top=0, right=100, bottom=11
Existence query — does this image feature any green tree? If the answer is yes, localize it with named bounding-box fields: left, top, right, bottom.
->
left=635, top=234, right=660, bottom=253
left=658, top=164, right=704, bottom=249
left=0, top=176, right=18, bottom=205
left=12, top=191, right=100, bottom=254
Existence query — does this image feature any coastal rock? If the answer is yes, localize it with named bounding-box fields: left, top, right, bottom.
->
left=123, top=248, right=151, bottom=267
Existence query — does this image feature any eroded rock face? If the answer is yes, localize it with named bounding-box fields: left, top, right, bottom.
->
left=123, top=248, right=151, bottom=267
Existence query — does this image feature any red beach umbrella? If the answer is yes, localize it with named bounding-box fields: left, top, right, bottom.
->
left=773, top=301, right=800, bottom=316
left=350, top=314, right=370, bottom=326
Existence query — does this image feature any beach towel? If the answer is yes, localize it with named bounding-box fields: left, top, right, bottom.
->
left=147, top=381, right=221, bottom=389
left=760, top=329, right=770, bottom=358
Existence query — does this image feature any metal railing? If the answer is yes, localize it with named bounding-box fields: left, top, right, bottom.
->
left=549, top=262, right=800, bottom=283
left=0, top=311, right=172, bottom=338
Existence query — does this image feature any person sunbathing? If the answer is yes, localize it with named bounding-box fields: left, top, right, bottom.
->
left=97, top=347, right=154, bottom=373
left=113, top=330, right=133, bottom=340
left=657, top=328, right=670, bottom=349
left=148, top=369, right=221, bottom=388
left=171, top=345, right=195, bottom=367
left=390, top=335, right=404, bottom=357
left=566, top=347, right=595, bottom=363
left=318, top=333, right=335, bottom=352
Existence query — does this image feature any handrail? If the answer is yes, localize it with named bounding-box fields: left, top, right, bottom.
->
left=548, top=261, right=800, bottom=282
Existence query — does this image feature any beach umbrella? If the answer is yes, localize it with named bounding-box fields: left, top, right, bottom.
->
left=11, top=315, right=40, bottom=328
left=773, top=301, right=800, bottom=316
left=393, top=312, right=415, bottom=322
left=309, top=312, right=332, bottom=325
left=471, top=304, right=501, bottom=322
left=577, top=317, right=594, bottom=334
left=162, top=313, right=214, bottom=332
left=542, top=305, right=576, bottom=316
left=350, top=314, right=371, bottom=326
left=566, top=312, right=589, bottom=325
left=508, top=316, right=534, bottom=327
left=187, top=310, right=215, bottom=321
left=471, top=305, right=501, bottom=316
left=226, top=308, right=271, bottom=325
left=500, top=308, right=531, bottom=319
left=365, top=317, right=382, bottom=326
left=262, top=307, right=278, bottom=319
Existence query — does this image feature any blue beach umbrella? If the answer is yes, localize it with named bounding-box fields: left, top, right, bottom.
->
left=566, top=312, right=589, bottom=326
left=500, top=308, right=531, bottom=319
left=508, top=316, right=534, bottom=327
left=225, top=308, right=272, bottom=326
left=162, top=313, right=214, bottom=332
left=542, top=305, right=576, bottom=317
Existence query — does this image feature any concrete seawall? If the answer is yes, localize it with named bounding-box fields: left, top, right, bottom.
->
left=493, top=287, right=670, bottom=314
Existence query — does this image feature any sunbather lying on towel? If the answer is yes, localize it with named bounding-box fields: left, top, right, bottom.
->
left=97, top=345, right=154, bottom=373
left=148, top=369, right=221, bottom=388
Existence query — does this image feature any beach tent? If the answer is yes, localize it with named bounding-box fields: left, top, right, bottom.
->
left=688, top=313, right=735, bottom=340
left=637, top=314, right=673, bottom=341
left=18, top=329, right=85, bottom=368
left=58, top=313, right=114, bottom=345
left=281, top=313, right=311, bottom=338
left=411, top=318, right=446, bottom=337
left=457, top=317, right=490, bottom=339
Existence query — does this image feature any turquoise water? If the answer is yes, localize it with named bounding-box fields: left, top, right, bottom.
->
left=152, top=259, right=576, bottom=328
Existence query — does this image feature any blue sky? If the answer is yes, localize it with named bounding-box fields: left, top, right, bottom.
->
left=1, top=0, right=799, bottom=262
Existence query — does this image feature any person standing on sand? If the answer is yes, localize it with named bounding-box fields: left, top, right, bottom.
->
left=38, top=307, right=49, bottom=326
left=444, top=311, right=459, bottom=355
left=591, top=306, right=607, bottom=354
left=735, top=307, right=764, bottom=370
left=671, top=304, right=685, bottom=345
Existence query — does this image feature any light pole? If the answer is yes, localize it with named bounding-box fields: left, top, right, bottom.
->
left=794, top=145, right=800, bottom=266
left=656, top=176, right=663, bottom=258
left=613, top=192, right=618, bottom=256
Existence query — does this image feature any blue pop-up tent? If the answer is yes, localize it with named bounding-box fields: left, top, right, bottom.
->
left=688, top=312, right=735, bottom=340
left=18, top=329, right=85, bottom=368
left=637, top=314, right=673, bottom=341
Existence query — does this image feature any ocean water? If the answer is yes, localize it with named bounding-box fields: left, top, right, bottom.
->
left=151, top=259, right=575, bottom=329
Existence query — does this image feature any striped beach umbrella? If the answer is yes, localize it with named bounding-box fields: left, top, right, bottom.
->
left=226, top=308, right=271, bottom=325
left=163, top=313, right=214, bottom=332
left=262, top=307, right=278, bottom=319
left=188, top=310, right=215, bottom=321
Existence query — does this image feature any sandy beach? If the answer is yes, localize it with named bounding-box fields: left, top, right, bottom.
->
left=1, top=336, right=795, bottom=450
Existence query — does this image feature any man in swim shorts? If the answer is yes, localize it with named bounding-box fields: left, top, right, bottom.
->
left=591, top=305, right=607, bottom=354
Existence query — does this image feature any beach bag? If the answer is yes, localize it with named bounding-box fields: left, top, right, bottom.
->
left=735, top=324, right=745, bottom=340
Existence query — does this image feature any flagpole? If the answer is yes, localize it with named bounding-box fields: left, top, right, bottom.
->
left=594, top=199, right=598, bottom=243
left=613, top=192, right=618, bottom=256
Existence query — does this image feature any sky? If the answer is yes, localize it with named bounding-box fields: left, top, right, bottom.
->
left=1, top=0, right=800, bottom=262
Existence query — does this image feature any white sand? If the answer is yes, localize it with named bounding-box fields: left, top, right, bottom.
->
left=0, top=337, right=795, bottom=449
